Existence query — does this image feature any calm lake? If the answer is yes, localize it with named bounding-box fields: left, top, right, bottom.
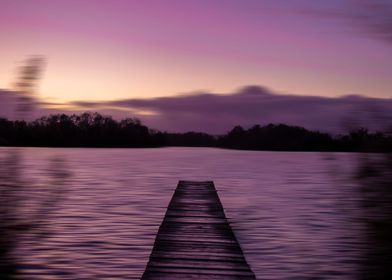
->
left=0, top=147, right=385, bottom=279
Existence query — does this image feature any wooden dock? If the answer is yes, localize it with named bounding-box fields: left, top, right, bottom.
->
left=141, top=180, right=256, bottom=280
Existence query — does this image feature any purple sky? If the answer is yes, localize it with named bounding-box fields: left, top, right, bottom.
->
left=0, top=0, right=391, bottom=132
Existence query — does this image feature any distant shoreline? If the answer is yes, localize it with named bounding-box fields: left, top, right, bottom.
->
left=0, top=112, right=391, bottom=153
left=0, top=146, right=389, bottom=154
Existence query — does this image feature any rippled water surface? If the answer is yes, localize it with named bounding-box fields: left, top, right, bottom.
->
left=0, top=147, right=376, bottom=279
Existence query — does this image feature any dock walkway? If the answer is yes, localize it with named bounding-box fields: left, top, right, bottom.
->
left=141, top=180, right=256, bottom=280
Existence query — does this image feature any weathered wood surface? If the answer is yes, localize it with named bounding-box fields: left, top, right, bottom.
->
left=141, top=180, right=256, bottom=280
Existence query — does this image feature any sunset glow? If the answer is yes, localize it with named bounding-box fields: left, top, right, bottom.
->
left=1, top=0, right=391, bottom=104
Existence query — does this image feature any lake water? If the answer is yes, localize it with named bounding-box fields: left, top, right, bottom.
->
left=0, top=147, right=386, bottom=279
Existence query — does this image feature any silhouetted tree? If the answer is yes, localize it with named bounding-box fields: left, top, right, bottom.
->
left=219, top=123, right=337, bottom=151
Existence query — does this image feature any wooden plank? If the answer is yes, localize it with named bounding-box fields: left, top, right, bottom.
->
left=141, top=181, right=256, bottom=279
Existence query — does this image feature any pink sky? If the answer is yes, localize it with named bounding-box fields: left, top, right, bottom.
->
left=0, top=0, right=391, bottom=103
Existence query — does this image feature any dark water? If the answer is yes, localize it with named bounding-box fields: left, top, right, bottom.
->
left=0, top=147, right=387, bottom=279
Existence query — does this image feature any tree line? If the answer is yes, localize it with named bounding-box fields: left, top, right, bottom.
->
left=0, top=112, right=391, bottom=152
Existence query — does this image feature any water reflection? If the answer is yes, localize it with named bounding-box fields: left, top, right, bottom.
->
left=0, top=151, right=21, bottom=279
left=357, top=154, right=392, bottom=279
left=1, top=148, right=390, bottom=279
left=0, top=149, right=69, bottom=279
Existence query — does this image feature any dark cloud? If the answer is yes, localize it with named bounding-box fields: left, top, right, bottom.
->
left=69, top=86, right=392, bottom=134
left=300, top=0, right=392, bottom=43
left=0, top=89, right=18, bottom=118
left=347, top=0, right=392, bottom=42
left=2, top=86, right=392, bottom=134
left=0, top=89, right=57, bottom=120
